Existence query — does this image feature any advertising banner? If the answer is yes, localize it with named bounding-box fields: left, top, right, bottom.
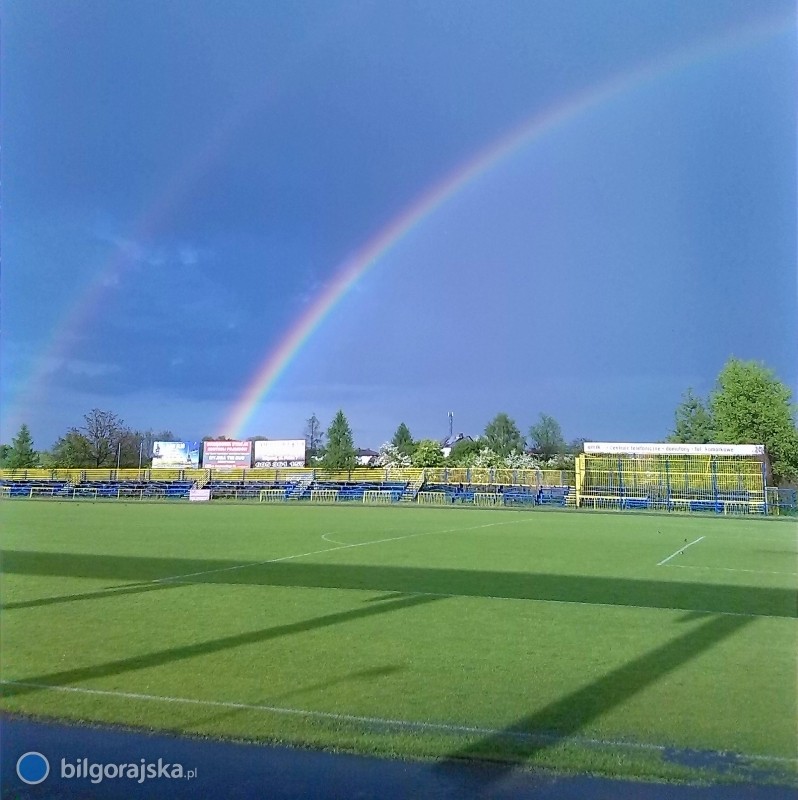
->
left=151, top=441, right=200, bottom=469
left=254, top=439, right=306, bottom=468
left=584, top=442, right=765, bottom=456
left=201, top=440, right=252, bottom=468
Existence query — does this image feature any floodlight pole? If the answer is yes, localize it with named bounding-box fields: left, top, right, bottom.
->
left=138, top=440, right=144, bottom=471
left=448, top=411, right=454, bottom=440
left=116, top=441, right=122, bottom=470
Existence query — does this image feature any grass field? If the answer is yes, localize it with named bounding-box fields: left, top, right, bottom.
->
left=1, top=501, right=796, bottom=785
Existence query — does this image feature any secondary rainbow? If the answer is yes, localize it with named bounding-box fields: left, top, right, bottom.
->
left=220, top=14, right=791, bottom=438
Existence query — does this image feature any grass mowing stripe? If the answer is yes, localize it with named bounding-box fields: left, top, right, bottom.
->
left=3, top=680, right=794, bottom=764
left=150, top=517, right=528, bottom=585
left=657, top=536, right=705, bottom=566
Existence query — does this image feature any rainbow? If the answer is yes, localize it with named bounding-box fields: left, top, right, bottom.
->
left=4, top=92, right=258, bottom=434
left=220, top=14, right=792, bottom=437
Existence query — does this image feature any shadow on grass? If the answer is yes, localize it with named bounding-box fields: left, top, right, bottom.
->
left=1, top=595, right=437, bottom=699
left=273, top=664, right=404, bottom=701
left=1, top=580, right=188, bottom=611
left=172, top=664, right=406, bottom=731
left=435, top=613, right=754, bottom=784
left=2, top=550, right=796, bottom=617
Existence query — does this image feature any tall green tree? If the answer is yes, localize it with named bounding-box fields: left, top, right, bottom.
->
left=391, top=422, right=415, bottom=457
left=6, top=424, right=38, bottom=469
left=51, top=430, right=94, bottom=467
left=668, top=389, right=714, bottom=444
left=321, top=410, right=357, bottom=471
left=528, top=413, right=566, bottom=460
left=710, top=358, right=798, bottom=483
left=483, top=413, right=524, bottom=457
left=410, top=439, right=444, bottom=467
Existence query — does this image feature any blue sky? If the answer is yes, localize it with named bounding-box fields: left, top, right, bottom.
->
left=2, top=0, right=796, bottom=451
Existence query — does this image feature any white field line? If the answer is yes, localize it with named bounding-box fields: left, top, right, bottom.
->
left=657, top=536, right=705, bottom=566
left=320, top=533, right=348, bottom=546
left=664, top=564, right=798, bottom=577
left=2, top=681, right=794, bottom=764
left=149, top=517, right=527, bottom=585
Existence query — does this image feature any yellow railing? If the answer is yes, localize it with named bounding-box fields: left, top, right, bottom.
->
left=0, top=465, right=575, bottom=487
left=423, top=468, right=573, bottom=486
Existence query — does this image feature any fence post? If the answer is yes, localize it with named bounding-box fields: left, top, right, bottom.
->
left=665, top=456, right=671, bottom=510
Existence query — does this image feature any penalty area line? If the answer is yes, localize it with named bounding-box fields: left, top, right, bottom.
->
left=2, top=681, right=794, bottom=764
left=148, top=517, right=526, bottom=585
left=321, top=533, right=348, bottom=546
left=657, top=536, right=705, bottom=566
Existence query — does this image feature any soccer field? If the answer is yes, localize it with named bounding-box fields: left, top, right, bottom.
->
left=1, top=502, right=796, bottom=784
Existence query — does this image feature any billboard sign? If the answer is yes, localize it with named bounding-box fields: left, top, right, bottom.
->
left=584, top=442, right=765, bottom=456
left=151, top=441, right=200, bottom=469
left=254, top=439, right=306, bottom=468
left=201, top=440, right=252, bottom=468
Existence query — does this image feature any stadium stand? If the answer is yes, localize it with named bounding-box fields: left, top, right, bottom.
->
left=1, top=453, right=793, bottom=515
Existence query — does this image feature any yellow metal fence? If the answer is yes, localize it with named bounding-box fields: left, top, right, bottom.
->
left=1, top=466, right=572, bottom=487
left=574, top=454, right=767, bottom=512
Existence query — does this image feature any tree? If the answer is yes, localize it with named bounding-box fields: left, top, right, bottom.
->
left=447, top=438, right=483, bottom=465
left=375, top=442, right=412, bottom=468
left=410, top=439, right=444, bottom=467
left=51, top=429, right=94, bottom=467
left=0, top=444, right=12, bottom=467
left=710, top=358, right=798, bottom=484
left=504, top=450, right=544, bottom=470
left=304, top=414, right=324, bottom=460
left=140, top=430, right=176, bottom=464
left=470, top=446, right=502, bottom=468
left=6, top=424, right=38, bottom=469
left=118, top=430, right=148, bottom=468
left=529, top=413, right=566, bottom=460
left=391, top=423, right=415, bottom=457
left=80, top=409, right=127, bottom=467
left=321, top=410, right=357, bottom=471
left=483, top=413, right=525, bottom=457
left=568, top=437, right=589, bottom=455
left=668, top=389, right=714, bottom=444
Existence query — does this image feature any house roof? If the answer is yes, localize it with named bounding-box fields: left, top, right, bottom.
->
left=440, top=433, right=473, bottom=448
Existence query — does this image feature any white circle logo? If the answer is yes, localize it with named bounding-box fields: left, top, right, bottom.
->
left=16, top=751, right=50, bottom=785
